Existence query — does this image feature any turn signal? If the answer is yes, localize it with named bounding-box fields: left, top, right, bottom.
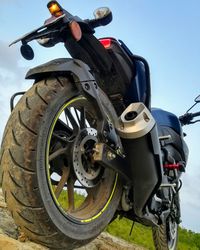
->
left=47, top=1, right=63, bottom=17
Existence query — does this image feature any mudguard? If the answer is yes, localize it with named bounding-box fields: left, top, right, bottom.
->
left=25, top=57, right=126, bottom=179
left=25, top=58, right=95, bottom=82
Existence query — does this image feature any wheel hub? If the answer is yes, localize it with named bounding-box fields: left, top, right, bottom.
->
left=169, top=217, right=177, bottom=240
left=72, top=128, right=103, bottom=188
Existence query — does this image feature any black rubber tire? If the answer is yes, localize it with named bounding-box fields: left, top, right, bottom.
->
left=152, top=221, right=178, bottom=250
left=0, top=76, right=122, bottom=249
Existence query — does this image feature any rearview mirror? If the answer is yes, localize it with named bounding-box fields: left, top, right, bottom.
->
left=93, top=7, right=112, bottom=26
left=93, top=7, right=111, bottom=20
left=20, top=44, right=34, bottom=60
left=195, top=95, right=200, bottom=103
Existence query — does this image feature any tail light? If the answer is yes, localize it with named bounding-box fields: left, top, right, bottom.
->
left=99, top=38, right=112, bottom=49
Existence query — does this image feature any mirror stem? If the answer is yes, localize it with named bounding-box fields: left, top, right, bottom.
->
left=186, top=102, right=197, bottom=113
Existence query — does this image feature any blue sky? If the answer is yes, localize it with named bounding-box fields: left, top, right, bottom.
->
left=0, top=0, right=200, bottom=232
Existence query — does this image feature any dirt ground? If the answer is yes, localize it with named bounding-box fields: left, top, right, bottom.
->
left=0, top=188, right=147, bottom=250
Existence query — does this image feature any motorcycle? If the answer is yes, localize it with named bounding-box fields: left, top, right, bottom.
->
left=1, top=1, right=200, bottom=249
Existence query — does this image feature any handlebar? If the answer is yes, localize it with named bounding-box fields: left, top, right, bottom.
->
left=9, top=2, right=112, bottom=49
left=179, top=111, right=200, bottom=126
left=192, top=111, right=200, bottom=118
left=9, top=14, right=66, bottom=47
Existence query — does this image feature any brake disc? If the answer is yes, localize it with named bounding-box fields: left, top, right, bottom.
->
left=72, top=128, right=104, bottom=188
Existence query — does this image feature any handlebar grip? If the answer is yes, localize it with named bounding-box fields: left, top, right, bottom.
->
left=192, top=111, right=200, bottom=118
left=179, top=111, right=200, bottom=125
left=179, top=113, right=193, bottom=125
left=86, top=18, right=103, bottom=29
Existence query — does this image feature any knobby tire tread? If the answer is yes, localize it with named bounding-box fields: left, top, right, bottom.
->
left=152, top=223, right=178, bottom=250
left=1, top=76, right=121, bottom=249
left=152, top=225, right=168, bottom=250
left=0, top=77, right=80, bottom=249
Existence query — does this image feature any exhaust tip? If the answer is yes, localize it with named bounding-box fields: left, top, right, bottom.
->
left=117, top=103, right=155, bottom=139
left=125, top=111, right=138, bottom=121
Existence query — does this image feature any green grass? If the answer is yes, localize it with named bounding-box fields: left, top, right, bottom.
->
left=106, top=217, right=200, bottom=250
left=58, top=190, right=85, bottom=210
left=52, top=186, right=200, bottom=249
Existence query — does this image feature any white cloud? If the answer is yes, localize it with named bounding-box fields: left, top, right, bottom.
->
left=0, top=41, right=20, bottom=71
left=180, top=172, right=200, bottom=232
left=0, top=40, right=31, bottom=141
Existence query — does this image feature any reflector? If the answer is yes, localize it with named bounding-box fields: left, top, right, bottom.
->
left=99, top=38, right=112, bottom=49
left=69, top=21, right=82, bottom=41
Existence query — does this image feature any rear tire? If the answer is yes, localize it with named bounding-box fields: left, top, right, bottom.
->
left=0, top=76, right=122, bottom=249
left=152, top=218, right=178, bottom=250
left=152, top=183, right=180, bottom=250
left=152, top=194, right=179, bottom=250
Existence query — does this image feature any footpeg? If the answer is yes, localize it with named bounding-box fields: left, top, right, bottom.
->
left=159, top=135, right=171, bottom=141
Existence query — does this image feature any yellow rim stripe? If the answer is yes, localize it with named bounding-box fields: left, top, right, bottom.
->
left=80, top=173, right=118, bottom=223
left=46, top=97, right=85, bottom=209
left=46, top=96, right=118, bottom=223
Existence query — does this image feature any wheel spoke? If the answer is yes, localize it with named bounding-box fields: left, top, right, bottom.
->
left=64, top=108, right=79, bottom=134
left=86, top=186, right=98, bottom=202
left=84, top=185, right=99, bottom=207
left=47, top=96, right=115, bottom=222
left=49, top=147, right=68, bottom=161
left=80, top=107, right=86, bottom=129
left=52, top=132, right=69, bottom=144
left=55, top=119, right=73, bottom=135
left=74, top=108, right=81, bottom=125
left=74, top=185, right=86, bottom=189
left=85, top=192, right=94, bottom=206
left=55, top=167, right=70, bottom=199
left=73, top=187, right=98, bottom=214
left=67, top=177, right=75, bottom=212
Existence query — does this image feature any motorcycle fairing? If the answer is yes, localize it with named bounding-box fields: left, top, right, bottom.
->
left=124, top=60, right=148, bottom=107
left=118, top=40, right=151, bottom=110
left=100, top=38, right=151, bottom=109
left=152, top=108, right=189, bottom=163
left=157, top=126, right=189, bottom=163
left=152, top=108, right=182, bottom=135
left=99, top=37, right=134, bottom=90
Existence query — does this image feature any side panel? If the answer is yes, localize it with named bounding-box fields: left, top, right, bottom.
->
left=119, top=41, right=151, bottom=110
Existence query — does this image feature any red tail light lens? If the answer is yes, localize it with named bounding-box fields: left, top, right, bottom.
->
left=99, top=38, right=112, bottom=49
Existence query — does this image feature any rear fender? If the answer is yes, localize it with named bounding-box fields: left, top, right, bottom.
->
left=25, top=58, right=95, bottom=82
left=26, top=57, right=122, bottom=148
